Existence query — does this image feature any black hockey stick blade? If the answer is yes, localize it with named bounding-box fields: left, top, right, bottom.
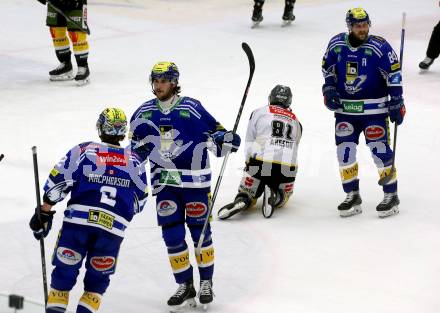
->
left=0, top=154, right=4, bottom=162
left=242, top=42, right=255, bottom=75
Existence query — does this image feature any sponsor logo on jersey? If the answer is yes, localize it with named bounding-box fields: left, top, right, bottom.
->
left=185, top=202, right=207, bottom=217
left=96, top=152, right=127, bottom=166
left=244, top=177, right=254, bottom=187
left=142, top=111, right=153, bottom=119
left=159, top=170, right=182, bottom=186
left=335, top=122, right=354, bottom=137
left=269, top=106, right=296, bottom=120
left=365, top=125, right=385, bottom=140
left=50, top=168, right=59, bottom=177
left=179, top=110, right=190, bottom=119
left=56, top=247, right=82, bottom=265
left=157, top=200, right=178, bottom=217
left=90, top=256, right=115, bottom=272
left=88, top=210, right=115, bottom=230
left=283, top=183, right=294, bottom=193
left=345, top=61, right=358, bottom=83
left=342, top=101, right=364, bottom=113
left=391, top=63, right=400, bottom=71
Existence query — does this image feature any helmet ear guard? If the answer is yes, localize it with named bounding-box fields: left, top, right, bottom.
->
left=346, top=7, right=371, bottom=30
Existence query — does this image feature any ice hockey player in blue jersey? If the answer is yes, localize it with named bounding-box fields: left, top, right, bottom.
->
left=129, top=61, right=241, bottom=309
left=29, top=108, right=148, bottom=313
left=321, top=8, right=406, bottom=218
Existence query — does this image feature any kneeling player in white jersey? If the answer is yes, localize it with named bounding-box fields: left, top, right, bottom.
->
left=218, top=85, right=302, bottom=219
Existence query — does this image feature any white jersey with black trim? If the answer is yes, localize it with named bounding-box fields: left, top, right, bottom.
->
left=245, top=105, right=302, bottom=167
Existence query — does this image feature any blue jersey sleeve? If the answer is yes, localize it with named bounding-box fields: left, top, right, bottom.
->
left=43, top=143, right=85, bottom=205
left=374, top=36, right=403, bottom=98
left=322, top=33, right=345, bottom=88
left=129, top=100, right=157, bottom=162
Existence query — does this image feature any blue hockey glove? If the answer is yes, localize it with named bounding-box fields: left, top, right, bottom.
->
left=29, top=208, right=55, bottom=240
left=387, top=96, right=406, bottom=125
left=322, top=85, right=342, bottom=111
left=212, top=131, right=241, bottom=154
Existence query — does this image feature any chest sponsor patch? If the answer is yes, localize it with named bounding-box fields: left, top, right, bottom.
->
left=365, top=125, right=385, bottom=140
left=185, top=202, right=207, bottom=218
left=56, top=247, right=82, bottom=265
left=159, top=170, right=182, bottom=186
left=157, top=200, right=178, bottom=217
left=88, top=210, right=115, bottom=230
left=342, top=101, right=364, bottom=113
left=90, top=256, right=116, bottom=272
left=335, top=122, right=354, bottom=137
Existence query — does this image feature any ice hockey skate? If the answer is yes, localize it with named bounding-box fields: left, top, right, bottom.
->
left=198, top=280, right=214, bottom=310
left=262, top=185, right=275, bottom=218
left=167, top=280, right=197, bottom=312
left=281, top=3, right=295, bottom=26
left=251, top=3, right=263, bottom=28
left=338, top=190, right=362, bottom=217
left=75, top=65, right=90, bottom=86
left=218, top=195, right=250, bottom=220
left=419, top=57, right=434, bottom=70
left=376, top=192, right=400, bottom=218
left=49, top=61, right=74, bottom=81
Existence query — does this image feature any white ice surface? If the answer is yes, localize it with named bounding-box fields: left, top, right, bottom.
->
left=1, top=0, right=440, bottom=312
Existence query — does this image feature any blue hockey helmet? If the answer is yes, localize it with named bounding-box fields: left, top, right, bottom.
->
left=268, top=85, right=292, bottom=108
left=149, top=61, right=179, bottom=84
left=346, top=8, right=371, bottom=30
left=96, top=108, right=127, bottom=137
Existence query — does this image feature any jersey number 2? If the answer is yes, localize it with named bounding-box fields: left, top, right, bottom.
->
left=100, top=186, right=117, bottom=207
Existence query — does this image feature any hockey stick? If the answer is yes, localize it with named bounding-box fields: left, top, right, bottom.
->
left=46, top=0, right=91, bottom=35
left=32, top=146, right=49, bottom=306
left=378, top=12, right=406, bottom=186
left=0, top=154, right=4, bottom=162
left=195, top=42, right=255, bottom=257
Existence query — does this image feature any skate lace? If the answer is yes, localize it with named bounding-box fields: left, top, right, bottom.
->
left=77, top=67, right=87, bottom=75
left=199, top=280, right=212, bottom=296
left=55, top=63, right=67, bottom=70
left=172, top=283, right=188, bottom=298
left=343, top=191, right=357, bottom=203
left=380, top=193, right=394, bottom=205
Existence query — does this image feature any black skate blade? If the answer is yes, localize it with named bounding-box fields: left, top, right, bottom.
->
left=169, top=298, right=197, bottom=313
left=339, top=205, right=362, bottom=218
left=378, top=206, right=399, bottom=218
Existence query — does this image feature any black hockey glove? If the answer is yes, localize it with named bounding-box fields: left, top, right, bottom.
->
left=322, top=85, right=342, bottom=111
left=387, top=96, right=406, bottom=125
left=212, top=131, right=241, bottom=154
left=29, top=208, right=55, bottom=240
